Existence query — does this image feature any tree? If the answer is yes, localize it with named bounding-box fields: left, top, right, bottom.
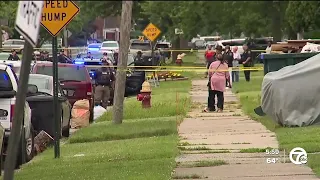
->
left=285, top=1, right=320, bottom=39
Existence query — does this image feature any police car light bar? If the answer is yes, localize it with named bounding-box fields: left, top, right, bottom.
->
left=74, top=61, right=84, bottom=65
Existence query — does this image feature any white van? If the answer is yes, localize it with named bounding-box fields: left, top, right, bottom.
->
left=0, top=64, right=34, bottom=164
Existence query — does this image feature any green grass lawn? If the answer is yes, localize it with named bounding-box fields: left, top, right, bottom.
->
left=12, top=72, right=194, bottom=180
left=232, top=66, right=320, bottom=177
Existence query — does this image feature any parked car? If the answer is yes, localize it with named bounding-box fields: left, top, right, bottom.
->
left=129, top=40, right=160, bottom=65
left=0, top=64, right=34, bottom=165
left=100, top=41, right=119, bottom=53
left=129, top=40, right=153, bottom=57
left=26, top=74, right=72, bottom=137
left=87, top=43, right=102, bottom=53
left=2, top=39, right=25, bottom=54
left=31, top=62, right=94, bottom=122
left=155, top=42, right=171, bottom=59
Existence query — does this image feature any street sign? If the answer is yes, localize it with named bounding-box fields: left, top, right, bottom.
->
left=41, top=0, right=80, bottom=37
left=142, top=23, right=161, bottom=42
left=15, top=1, right=44, bottom=47
left=138, top=36, right=144, bottom=42
left=64, top=29, right=72, bottom=38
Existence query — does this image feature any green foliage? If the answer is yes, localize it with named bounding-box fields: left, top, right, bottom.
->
left=285, top=1, right=320, bottom=33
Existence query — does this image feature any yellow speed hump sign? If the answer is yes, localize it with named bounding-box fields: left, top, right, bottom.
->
left=41, top=0, right=80, bottom=37
left=142, top=23, right=161, bottom=42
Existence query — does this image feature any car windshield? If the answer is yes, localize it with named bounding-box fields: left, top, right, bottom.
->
left=155, top=44, right=169, bottom=49
left=28, top=76, right=51, bottom=92
left=130, top=43, right=151, bottom=50
left=128, top=54, right=134, bottom=66
left=102, top=42, right=118, bottom=47
left=35, top=66, right=87, bottom=81
left=0, top=70, right=13, bottom=91
left=88, top=44, right=101, bottom=48
left=0, top=53, right=10, bottom=60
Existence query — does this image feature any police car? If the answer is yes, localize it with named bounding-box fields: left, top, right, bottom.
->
left=73, top=51, right=114, bottom=66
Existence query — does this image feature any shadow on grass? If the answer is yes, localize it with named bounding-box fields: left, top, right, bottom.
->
left=69, top=117, right=179, bottom=143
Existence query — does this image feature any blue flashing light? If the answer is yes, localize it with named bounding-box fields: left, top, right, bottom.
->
left=74, top=61, right=84, bottom=65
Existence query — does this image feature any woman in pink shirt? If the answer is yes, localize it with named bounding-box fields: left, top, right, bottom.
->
left=204, top=54, right=230, bottom=112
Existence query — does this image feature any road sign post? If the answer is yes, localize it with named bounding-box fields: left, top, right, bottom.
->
left=142, top=23, right=161, bottom=87
left=41, top=0, right=80, bottom=159
left=142, top=23, right=161, bottom=66
left=4, top=1, right=43, bottom=180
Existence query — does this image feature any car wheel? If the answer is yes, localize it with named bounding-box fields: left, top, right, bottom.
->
left=25, top=125, right=35, bottom=162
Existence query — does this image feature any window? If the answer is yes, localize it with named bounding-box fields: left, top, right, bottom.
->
left=127, top=54, right=134, bottom=66
left=3, top=41, right=13, bottom=45
left=35, top=66, right=87, bottom=81
left=0, top=53, right=10, bottom=60
left=28, top=77, right=50, bottom=91
left=102, top=42, right=118, bottom=48
left=88, top=44, right=101, bottom=49
left=155, top=43, right=169, bottom=49
left=0, top=70, right=13, bottom=91
left=13, top=41, right=24, bottom=45
left=130, top=43, right=151, bottom=50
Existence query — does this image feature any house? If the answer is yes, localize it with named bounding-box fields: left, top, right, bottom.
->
left=103, top=16, right=121, bottom=41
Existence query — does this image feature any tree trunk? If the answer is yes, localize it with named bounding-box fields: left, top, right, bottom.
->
left=112, top=1, right=133, bottom=124
left=297, top=29, right=304, bottom=40
left=0, top=26, right=2, bottom=53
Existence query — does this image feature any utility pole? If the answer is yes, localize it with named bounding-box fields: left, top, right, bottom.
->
left=112, top=1, right=133, bottom=124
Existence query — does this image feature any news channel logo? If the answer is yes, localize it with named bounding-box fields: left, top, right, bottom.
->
left=289, top=147, right=308, bottom=165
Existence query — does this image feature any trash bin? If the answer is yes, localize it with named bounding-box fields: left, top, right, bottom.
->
left=259, top=53, right=319, bottom=75
left=26, top=96, right=62, bottom=139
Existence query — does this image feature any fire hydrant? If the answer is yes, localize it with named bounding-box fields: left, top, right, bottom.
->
left=137, top=81, right=152, bottom=108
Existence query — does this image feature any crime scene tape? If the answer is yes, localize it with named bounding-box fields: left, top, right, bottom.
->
left=0, top=48, right=266, bottom=53
left=84, top=65, right=263, bottom=72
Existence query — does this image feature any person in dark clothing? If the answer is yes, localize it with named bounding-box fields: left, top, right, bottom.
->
left=240, top=44, right=253, bottom=82
left=113, top=52, right=119, bottom=66
left=223, top=45, right=233, bottom=86
left=8, top=50, right=20, bottom=61
left=58, top=50, right=72, bottom=63
left=86, top=52, right=92, bottom=58
left=40, top=51, right=50, bottom=61
left=134, top=51, right=144, bottom=66
left=94, top=59, right=116, bottom=109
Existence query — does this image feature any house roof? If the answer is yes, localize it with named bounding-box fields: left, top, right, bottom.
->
left=104, top=16, right=121, bottom=29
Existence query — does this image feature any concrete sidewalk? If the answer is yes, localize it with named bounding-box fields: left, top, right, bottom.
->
left=173, top=79, right=318, bottom=180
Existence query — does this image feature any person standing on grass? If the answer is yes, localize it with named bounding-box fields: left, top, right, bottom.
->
left=204, top=53, right=231, bottom=113
left=204, top=45, right=215, bottom=78
left=232, top=46, right=241, bottom=82
left=223, top=45, right=233, bottom=86
left=240, top=44, right=253, bottom=82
